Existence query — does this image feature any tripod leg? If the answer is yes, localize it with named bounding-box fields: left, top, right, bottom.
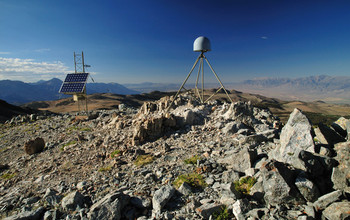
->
left=204, top=56, right=233, bottom=103
left=201, top=56, right=204, bottom=103
left=166, top=54, right=202, bottom=112
left=195, top=58, right=203, bottom=102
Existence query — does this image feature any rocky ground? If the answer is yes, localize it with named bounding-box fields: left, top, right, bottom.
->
left=0, top=93, right=349, bottom=220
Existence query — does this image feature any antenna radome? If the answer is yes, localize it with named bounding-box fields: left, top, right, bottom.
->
left=193, top=36, right=211, bottom=52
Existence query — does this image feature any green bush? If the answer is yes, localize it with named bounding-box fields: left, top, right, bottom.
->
left=234, top=176, right=257, bottom=195
left=212, top=206, right=230, bottom=220
left=1, top=172, right=16, bottom=180
left=134, top=155, right=154, bottom=166
left=184, top=155, right=201, bottom=165
left=111, top=150, right=121, bottom=158
left=173, top=172, right=207, bottom=189
left=98, top=166, right=112, bottom=172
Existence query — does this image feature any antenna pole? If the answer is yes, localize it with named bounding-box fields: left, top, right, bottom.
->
left=82, top=51, right=85, bottom=73
left=74, top=52, right=77, bottom=73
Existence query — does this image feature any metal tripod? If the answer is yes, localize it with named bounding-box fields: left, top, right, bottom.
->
left=167, top=52, right=232, bottom=112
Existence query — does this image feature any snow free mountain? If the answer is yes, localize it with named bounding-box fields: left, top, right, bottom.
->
left=0, top=78, right=139, bottom=105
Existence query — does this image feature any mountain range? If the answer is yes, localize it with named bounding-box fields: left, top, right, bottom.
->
left=1, top=75, right=350, bottom=105
left=231, top=75, right=350, bottom=104
left=0, top=78, right=139, bottom=104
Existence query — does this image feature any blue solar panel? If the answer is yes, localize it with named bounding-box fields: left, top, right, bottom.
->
left=59, top=83, right=86, bottom=93
left=64, top=73, right=89, bottom=83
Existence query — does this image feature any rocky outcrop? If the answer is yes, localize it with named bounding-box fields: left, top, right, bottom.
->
left=132, top=114, right=177, bottom=145
left=1, top=95, right=349, bottom=220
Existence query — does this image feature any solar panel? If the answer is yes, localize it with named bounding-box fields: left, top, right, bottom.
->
left=59, top=82, right=86, bottom=93
left=64, top=73, right=89, bottom=82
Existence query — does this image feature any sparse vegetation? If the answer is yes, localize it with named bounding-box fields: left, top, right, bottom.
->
left=234, top=176, right=257, bottom=195
left=111, top=150, right=121, bottom=158
left=173, top=172, right=207, bottom=189
left=98, top=166, right=112, bottom=172
left=1, top=172, right=16, bottom=180
left=61, top=162, right=74, bottom=171
left=184, top=155, right=201, bottom=165
left=253, top=101, right=284, bottom=110
left=60, top=140, right=77, bottom=151
left=67, top=126, right=92, bottom=133
left=303, top=112, right=348, bottom=126
left=134, top=154, right=154, bottom=166
left=212, top=206, right=230, bottom=220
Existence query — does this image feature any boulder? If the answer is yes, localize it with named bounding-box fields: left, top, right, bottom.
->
left=322, top=201, right=350, bottom=220
left=295, top=173, right=320, bottom=202
left=331, top=117, right=350, bottom=138
left=130, top=197, right=151, bottom=209
left=271, top=109, right=315, bottom=169
left=313, top=190, right=343, bottom=211
left=44, top=188, right=62, bottom=207
left=4, top=207, right=45, bottom=220
left=218, top=147, right=257, bottom=173
left=221, top=170, right=240, bottom=183
left=195, top=203, right=225, bottom=220
left=261, top=160, right=305, bottom=206
left=61, top=191, right=86, bottom=211
left=222, top=121, right=247, bottom=134
left=332, top=141, right=350, bottom=190
left=223, top=101, right=257, bottom=127
left=178, top=182, right=193, bottom=196
left=314, top=127, right=329, bottom=145
left=152, top=185, right=175, bottom=213
left=24, top=137, right=45, bottom=155
left=318, top=123, right=345, bottom=145
left=220, top=182, right=242, bottom=201
left=232, top=199, right=251, bottom=220
left=88, top=192, right=130, bottom=220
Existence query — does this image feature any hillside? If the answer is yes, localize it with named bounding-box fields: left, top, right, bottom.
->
left=1, top=93, right=349, bottom=219
left=0, top=99, right=38, bottom=123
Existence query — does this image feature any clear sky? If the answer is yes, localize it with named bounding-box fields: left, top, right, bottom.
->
left=0, top=0, right=350, bottom=84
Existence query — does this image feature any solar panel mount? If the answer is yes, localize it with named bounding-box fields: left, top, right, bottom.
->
left=59, top=73, right=89, bottom=94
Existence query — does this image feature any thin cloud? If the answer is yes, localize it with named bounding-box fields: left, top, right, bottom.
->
left=261, top=36, right=268, bottom=40
left=34, top=48, right=51, bottom=53
left=0, top=51, right=11, bottom=55
left=0, top=57, right=71, bottom=82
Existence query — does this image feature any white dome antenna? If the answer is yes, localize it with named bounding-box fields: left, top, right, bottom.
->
left=193, top=36, right=211, bottom=52
left=167, top=36, right=232, bottom=111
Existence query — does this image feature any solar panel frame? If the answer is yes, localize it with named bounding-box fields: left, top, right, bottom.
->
left=64, top=73, right=89, bottom=83
left=59, top=82, right=86, bottom=94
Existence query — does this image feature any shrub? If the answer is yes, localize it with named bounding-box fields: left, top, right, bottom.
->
left=60, top=141, right=77, bottom=151
left=212, top=206, right=230, bottom=220
left=184, top=155, right=201, bottom=165
left=173, top=172, right=207, bottom=189
left=1, top=172, right=16, bottom=180
left=111, top=150, right=121, bottom=158
left=134, top=154, right=154, bottom=166
left=98, top=166, right=112, bottom=172
left=234, top=176, right=257, bottom=195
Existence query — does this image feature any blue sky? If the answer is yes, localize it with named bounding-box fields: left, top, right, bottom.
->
left=0, top=0, right=350, bottom=84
